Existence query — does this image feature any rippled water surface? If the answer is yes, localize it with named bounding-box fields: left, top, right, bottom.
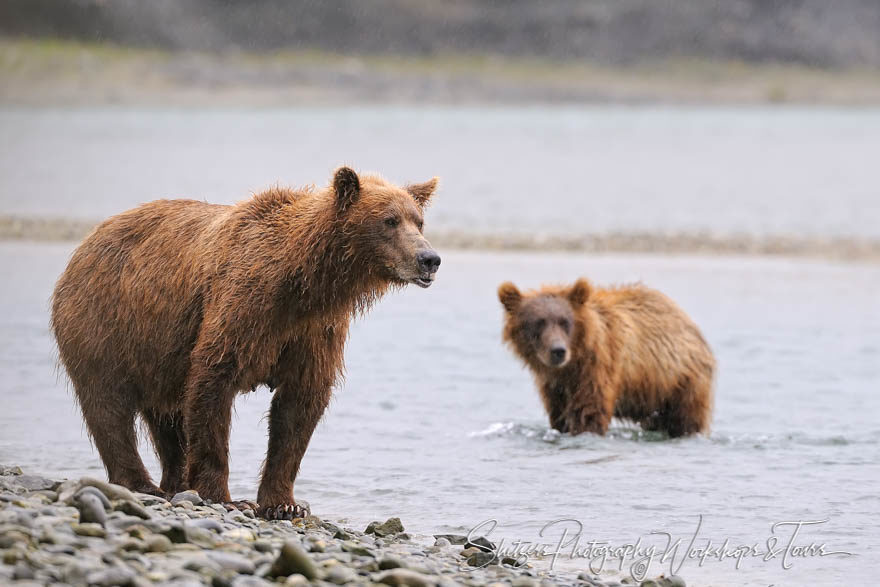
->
left=1, top=106, right=879, bottom=238
left=1, top=243, right=877, bottom=586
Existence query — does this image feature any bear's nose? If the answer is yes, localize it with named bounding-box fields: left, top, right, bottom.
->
left=417, top=250, right=441, bottom=273
left=550, top=347, right=567, bottom=364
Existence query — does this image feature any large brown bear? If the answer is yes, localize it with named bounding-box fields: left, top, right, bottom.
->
left=51, top=167, right=441, bottom=519
left=498, top=278, right=714, bottom=437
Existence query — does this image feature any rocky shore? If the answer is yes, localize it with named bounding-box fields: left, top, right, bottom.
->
left=0, top=466, right=686, bottom=587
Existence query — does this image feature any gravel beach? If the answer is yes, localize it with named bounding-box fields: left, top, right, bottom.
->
left=0, top=466, right=686, bottom=587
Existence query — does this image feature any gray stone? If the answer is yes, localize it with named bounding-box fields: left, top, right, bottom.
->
left=432, top=534, right=468, bottom=545
left=115, top=500, right=151, bottom=520
left=12, top=563, right=35, bottom=580
left=106, top=514, right=148, bottom=532
left=208, top=551, right=257, bottom=574
left=75, top=492, right=108, bottom=526
left=365, top=517, right=405, bottom=537
left=433, top=537, right=451, bottom=547
left=183, top=555, right=222, bottom=573
left=33, top=489, right=58, bottom=502
left=43, top=544, right=77, bottom=555
left=158, top=522, right=187, bottom=543
left=467, top=551, right=497, bottom=567
left=144, top=535, right=172, bottom=553
left=133, top=492, right=167, bottom=507
left=268, top=540, right=319, bottom=579
left=225, top=509, right=248, bottom=523
left=341, top=540, right=374, bottom=557
left=282, top=575, right=310, bottom=586
left=511, top=578, right=537, bottom=587
left=378, top=555, right=406, bottom=570
left=0, top=474, right=56, bottom=493
left=86, top=566, right=136, bottom=586
left=74, top=486, right=111, bottom=510
left=375, top=568, right=434, bottom=587
left=115, top=538, right=145, bottom=552
left=71, top=522, right=106, bottom=538
left=460, top=547, right=480, bottom=558
left=184, top=525, right=217, bottom=548
left=187, top=517, right=224, bottom=532
left=0, top=506, right=36, bottom=527
left=325, top=564, right=358, bottom=584
left=62, top=561, right=102, bottom=584
left=321, top=521, right=344, bottom=534
left=78, top=478, right=138, bottom=503
left=465, top=536, right=495, bottom=552
left=170, top=490, right=204, bottom=506
left=659, top=577, right=686, bottom=587
left=0, top=465, right=23, bottom=475
left=232, top=576, right=272, bottom=587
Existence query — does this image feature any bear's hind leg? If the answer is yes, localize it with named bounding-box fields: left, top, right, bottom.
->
left=660, top=378, right=712, bottom=438
left=143, top=410, right=187, bottom=496
left=78, top=384, right=160, bottom=494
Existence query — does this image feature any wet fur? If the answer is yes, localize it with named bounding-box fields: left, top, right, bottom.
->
left=500, top=279, right=715, bottom=437
left=51, top=168, right=438, bottom=514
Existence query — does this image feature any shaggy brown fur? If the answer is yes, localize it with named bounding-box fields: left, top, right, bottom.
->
left=499, top=278, right=714, bottom=437
left=51, top=167, right=440, bottom=519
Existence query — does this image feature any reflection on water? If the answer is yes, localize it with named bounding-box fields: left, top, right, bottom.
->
left=0, top=243, right=877, bottom=585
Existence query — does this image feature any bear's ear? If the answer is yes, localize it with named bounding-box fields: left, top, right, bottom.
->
left=406, top=177, right=439, bottom=208
left=568, top=278, right=592, bottom=306
left=333, top=166, right=360, bottom=211
left=498, top=281, right=522, bottom=313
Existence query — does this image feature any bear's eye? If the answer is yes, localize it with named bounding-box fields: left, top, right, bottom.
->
left=385, top=217, right=399, bottom=228
left=536, top=319, right=546, bottom=330
left=559, top=318, right=571, bottom=332
left=416, top=219, right=424, bottom=231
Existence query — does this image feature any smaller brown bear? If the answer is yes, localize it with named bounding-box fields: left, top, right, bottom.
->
left=498, top=278, right=714, bottom=437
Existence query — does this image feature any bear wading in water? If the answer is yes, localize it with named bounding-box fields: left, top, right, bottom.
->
left=498, top=278, right=714, bottom=437
left=51, top=167, right=441, bottom=519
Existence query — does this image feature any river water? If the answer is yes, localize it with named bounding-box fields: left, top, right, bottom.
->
left=0, top=107, right=878, bottom=586
left=1, top=107, right=879, bottom=238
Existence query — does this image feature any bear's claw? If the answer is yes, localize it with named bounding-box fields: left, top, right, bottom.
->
left=261, top=502, right=309, bottom=521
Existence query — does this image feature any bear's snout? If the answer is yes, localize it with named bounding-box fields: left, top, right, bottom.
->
left=549, top=346, right=568, bottom=366
left=417, top=250, right=441, bottom=274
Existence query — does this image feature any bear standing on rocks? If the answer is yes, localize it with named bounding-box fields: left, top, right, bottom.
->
left=51, top=167, right=441, bottom=519
left=498, top=278, right=714, bottom=437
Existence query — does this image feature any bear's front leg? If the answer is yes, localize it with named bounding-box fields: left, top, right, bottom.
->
left=182, top=358, right=238, bottom=504
left=256, top=379, right=333, bottom=520
left=540, top=382, right=570, bottom=433
left=564, top=381, right=614, bottom=435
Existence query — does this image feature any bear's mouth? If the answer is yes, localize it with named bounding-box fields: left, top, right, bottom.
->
left=411, top=275, right=434, bottom=288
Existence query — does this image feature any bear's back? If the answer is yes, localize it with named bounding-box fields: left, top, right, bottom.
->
left=590, top=284, right=714, bottom=402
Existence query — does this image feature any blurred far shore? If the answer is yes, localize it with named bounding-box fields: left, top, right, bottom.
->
left=2, top=0, right=880, bottom=107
